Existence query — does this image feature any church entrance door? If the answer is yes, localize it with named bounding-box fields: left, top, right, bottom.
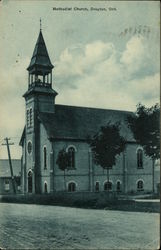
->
left=28, top=170, right=32, bottom=193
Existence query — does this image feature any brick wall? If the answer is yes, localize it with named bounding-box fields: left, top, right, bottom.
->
left=22, top=124, right=158, bottom=195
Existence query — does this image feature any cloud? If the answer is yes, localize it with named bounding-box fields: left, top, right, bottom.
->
left=120, top=36, right=146, bottom=74
left=120, top=35, right=159, bottom=77
left=54, top=36, right=159, bottom=111
left=55, top=41, right=116, bottom=86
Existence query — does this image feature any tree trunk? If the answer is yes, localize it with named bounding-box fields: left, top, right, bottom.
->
left=152, top=158, right=155, bottom=193
left=64, top=170, right=66, bottom=191
left=106, top=168, right=110, bottom=196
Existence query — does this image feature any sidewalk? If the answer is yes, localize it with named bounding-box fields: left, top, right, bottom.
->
left=134, top=199, right=160, bottom=203
left=118, top=193, right=160, bottom=200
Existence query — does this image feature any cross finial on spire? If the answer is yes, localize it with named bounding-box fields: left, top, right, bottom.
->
left=40, top=18, right=42, bottom=31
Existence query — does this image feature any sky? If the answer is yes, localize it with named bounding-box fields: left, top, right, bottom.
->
left=0, top=0, right=160, bottom=159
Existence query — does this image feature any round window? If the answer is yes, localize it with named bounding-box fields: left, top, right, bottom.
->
left=27, top=141, right=32, bottom=154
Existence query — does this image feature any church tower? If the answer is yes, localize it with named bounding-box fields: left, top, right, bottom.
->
left=23, top=24, right=57, bottom=194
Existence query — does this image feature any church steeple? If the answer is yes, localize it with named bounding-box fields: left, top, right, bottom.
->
left=22, top=23, right=57, bottom=194
left=24, top=24, right=57, bottom=113
left=27, top=25, right=54, bottom=89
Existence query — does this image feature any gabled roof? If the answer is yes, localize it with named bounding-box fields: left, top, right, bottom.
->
left=27, top=30, right=53, bottom=71
left=38, top=104, right=135, bottom=142
left=0, top=159, right=21, bottom=177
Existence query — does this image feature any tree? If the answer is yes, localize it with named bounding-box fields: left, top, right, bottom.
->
left=127, top=103, right=160, bottom=192
left=89, top=122, right=126, bottom=192
left=56, top=148, right=69, bottom=191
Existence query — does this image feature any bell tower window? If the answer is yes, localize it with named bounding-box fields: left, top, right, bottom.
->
left=26, top=108, right=33, bottom=128
left=29, top=72, right=52, bottom=87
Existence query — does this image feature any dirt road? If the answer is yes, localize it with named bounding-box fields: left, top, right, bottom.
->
left=0, top=203, right=159, bottom=249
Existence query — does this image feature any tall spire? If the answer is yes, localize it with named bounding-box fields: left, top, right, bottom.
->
left=27, top=29, right=53, bottom=72
left=26, top=23, right=55, bottom=90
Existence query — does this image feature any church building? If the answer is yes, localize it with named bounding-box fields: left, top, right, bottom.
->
left=20, top=28, right=157, bottom=195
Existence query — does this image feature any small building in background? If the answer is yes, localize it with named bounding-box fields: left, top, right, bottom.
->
left=0, top=159, right=21, bottom=195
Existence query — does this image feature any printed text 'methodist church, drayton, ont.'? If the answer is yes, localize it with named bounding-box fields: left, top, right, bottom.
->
left=17, top=28, right=159, bottom=195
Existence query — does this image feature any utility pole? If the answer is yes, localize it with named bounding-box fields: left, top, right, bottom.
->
left=2, top=137, right=16, bottom=194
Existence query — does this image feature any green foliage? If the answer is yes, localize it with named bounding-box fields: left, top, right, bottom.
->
left=56, top=148, right=69, bottom=171
left=89, top=122, right=126, bottom=169
left=127, top=103, right=160, bottom=160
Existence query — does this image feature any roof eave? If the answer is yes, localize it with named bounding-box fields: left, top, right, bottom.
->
left=48, top=136, right=136, bottom=144
left=23, top=87, right=58, bottom=98
left=27, top=63, right=54, bottom=72
left=19, top=126, right=26, bottom=146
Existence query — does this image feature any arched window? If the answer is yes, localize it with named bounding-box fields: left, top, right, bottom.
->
left=28, top=170, right=32, bottom=193
left=26, top=108, right=33, bottom=128
left=116, top=181, right=121, bottom=192
left=27, top=109, right=30, bottom=128
left=68, top=147, right=75, bottom=169
left=43, top=146, right=47, bottom=169
left=137, top=149, right=143, bottom=168
left=104, top=181, right=112, bottom=191
left=29, top=108, right=33, bottom=127
left=137, top=180, right=144, bottom=191
left=95, top=182, right=99, bottom=192
left=68, top=182, right=76, bottom=192
left=44, top=182, right=48, bottom=193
